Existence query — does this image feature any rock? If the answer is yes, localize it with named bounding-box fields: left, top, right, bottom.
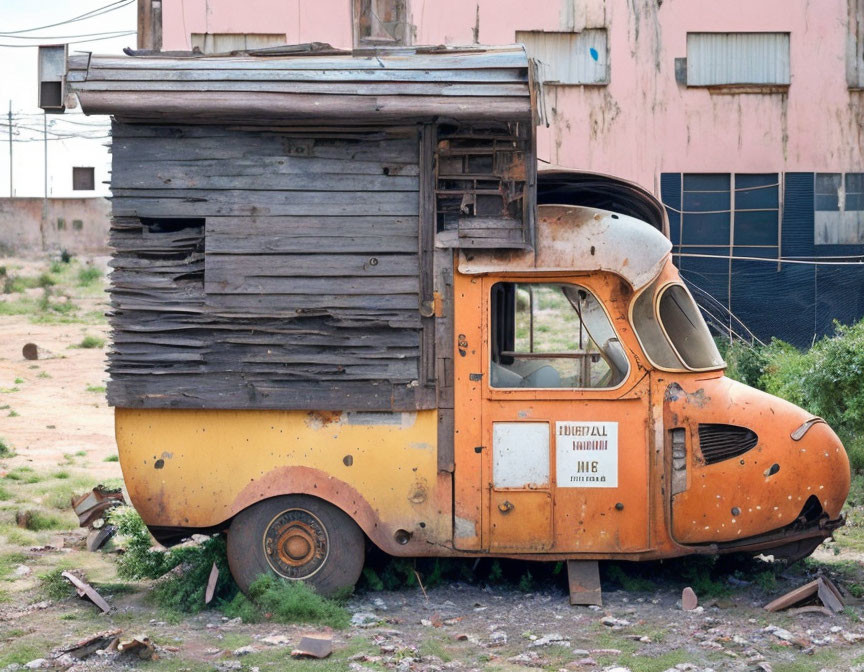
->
left=373, top=597, right=388, bottom=611
left=23, top=661, right=47, bottom=670
left=605, top=667, right=632, bottom=672
left=216, top=663, right=243, bottom=671
left=572, top=649, right=590, bottom=656
left=351, top=612, right=379, bottom=627
left=764, top=625, right=795, bottom=642
left=843, top=632, right=864, bottom=643
left=488, top=631, right=507, bottom=647
left=531, top=633, right=570, bottom=647
left=590, top=649, right=622, bottom=656
left=507, top=651, right=542, bottom=666
left=232, top=646, right=255, bottom=656
left=600, top=616, right=631, bottom=628
left=588, top=605, right=602, bottom=611
left=571, top=658, right=596, bottom=668
left=681, top=587, right=698, bottom=611
left=13, top=566, right=31, bottom=577
left=261, top=634, right=290, bottom=646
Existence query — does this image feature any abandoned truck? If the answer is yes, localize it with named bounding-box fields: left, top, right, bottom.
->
left=47, top=43, right=850, bottom=600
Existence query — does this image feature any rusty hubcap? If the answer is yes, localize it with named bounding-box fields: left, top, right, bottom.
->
left=263, top=508, right=328, bottom=579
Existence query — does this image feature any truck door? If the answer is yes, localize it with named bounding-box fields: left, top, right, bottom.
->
left=477, top=277, right=652, bottom=554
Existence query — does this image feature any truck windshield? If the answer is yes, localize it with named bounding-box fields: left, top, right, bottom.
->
left=632, top=279, right=725, bottom=372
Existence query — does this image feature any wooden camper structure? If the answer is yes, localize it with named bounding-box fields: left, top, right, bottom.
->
left=63, top=45, right=537, bottom=451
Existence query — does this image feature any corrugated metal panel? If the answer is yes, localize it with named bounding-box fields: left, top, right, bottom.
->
left=190, top=33, right=287, bottom=54
left=516, top=30, right=608, bottom=85
left=687, top=33, right=790, bottom=86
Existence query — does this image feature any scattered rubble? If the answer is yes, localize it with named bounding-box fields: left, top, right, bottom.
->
left=117, top=635, right=156, bottom=660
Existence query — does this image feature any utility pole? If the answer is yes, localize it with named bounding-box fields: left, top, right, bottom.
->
left=43, top=113, right=48, bottom=198
left=7, top=101, right=12, bottom=197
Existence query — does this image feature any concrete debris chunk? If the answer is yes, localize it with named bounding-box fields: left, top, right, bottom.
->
left=291, top=635, right=333, bottom=659
left=232, top=646, right=255, bottom=656
left=261, top=634, right=291, bottom=646
left=530, top=633, right=570, bottom=648
left=351, top=611, right=379, bottom=627
left=61, top=571, right=111, bottom=613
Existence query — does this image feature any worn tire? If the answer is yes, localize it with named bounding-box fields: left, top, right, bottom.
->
left=227, top=495, right=365, bottom=597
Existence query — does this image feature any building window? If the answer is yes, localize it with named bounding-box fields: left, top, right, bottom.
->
left=815, top=173, right=864, bottom=244
left=849, top=0, right=864, bottom=88
left=685, top=33, right=790, bottom=87
left=190, top=34, right=286, bottom=54
left=516, top=30, right=608, bottom=85
left=489, top=282, right=629, bottom=389
left=353, top=0, right=408, bottom=47
left=666, top=173, right=781, bottom=253
left=72, top=167, right=95, bottom=191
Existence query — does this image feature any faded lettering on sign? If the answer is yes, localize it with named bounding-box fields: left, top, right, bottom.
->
left=556, top=421, right=618, bottom=488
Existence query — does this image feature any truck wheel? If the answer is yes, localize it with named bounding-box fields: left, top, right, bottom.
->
left=227, top=495, right=365, bottom=597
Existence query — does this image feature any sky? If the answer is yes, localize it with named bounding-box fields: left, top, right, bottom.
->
left=0, top=0, right=138, bottom=198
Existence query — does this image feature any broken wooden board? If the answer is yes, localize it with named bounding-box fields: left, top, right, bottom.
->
left=291, top=635, right=333, bottom=659
left=62, top=572, right=111, bottom=613
left=763, top=577, right=845, bottom=614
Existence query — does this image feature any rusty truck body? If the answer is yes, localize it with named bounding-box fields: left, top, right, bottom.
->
left=49, top=43, right=850, bottom=598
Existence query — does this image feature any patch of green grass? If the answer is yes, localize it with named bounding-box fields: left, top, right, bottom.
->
left=419, top=638, right=453, bottom=663
left=0, top=551, right=29, bottom=579
left=17, top=509, right=66, bottom=531
left=104, top=454, right=119, bottom=462
left=4, top=467, right=40, bottom=483
left=52, top=470, right=70, bottom=480
left=0, top=524, right=38, bottom=546
left=74, top=450, right=86, bottom=457
left=77, top=266, right=103, bottom=286
left=74, top=334, right=105, bottom=349
left=38, top=568, right=74, bottom=601
left=0, top=487, right=12, bottom=501
left=7, top=410, right=18, bottom=418
left=221, top=575, right=350, bottom=628
left=0, top=386, right=20, bottom=394
left=86, top=384, right=106, bottom=393
left=13, top=378, right=23, bottom=385
left=36, top=371, right=51, bottom=379
left=605, top=563, right=658, bottom=592
left=0, top=637, right=51, bottom=667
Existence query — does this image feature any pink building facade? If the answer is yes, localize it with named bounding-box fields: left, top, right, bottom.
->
left=150, top=0, right=864, bottom=344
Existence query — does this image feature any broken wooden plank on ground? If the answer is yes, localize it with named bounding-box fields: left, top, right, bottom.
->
left=291, top=635, right=333, bottom=659
left=763, top=576, right=845, bottom=614
left=61, top=572, right=112, bottom=613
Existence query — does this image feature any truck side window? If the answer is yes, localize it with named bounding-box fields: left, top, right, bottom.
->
left=490, top=282, right=629, bottom=389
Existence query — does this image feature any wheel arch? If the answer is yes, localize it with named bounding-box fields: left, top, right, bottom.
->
left=227, top=465, right=410, bottom=556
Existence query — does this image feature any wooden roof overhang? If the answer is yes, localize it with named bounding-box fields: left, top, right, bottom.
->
left=65, top=43, right=536, bottom=124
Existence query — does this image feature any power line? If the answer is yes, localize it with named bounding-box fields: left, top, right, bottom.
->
left=0, top=30, right=137, bottom=41
left=674, top=252, right=864, bottom=266
left=0, top=31, right=135, bottom=48
left=0, top=0, right=134, bottom=36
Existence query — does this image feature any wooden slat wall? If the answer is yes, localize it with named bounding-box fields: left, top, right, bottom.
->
left=108, top=122, right=435, bottom=411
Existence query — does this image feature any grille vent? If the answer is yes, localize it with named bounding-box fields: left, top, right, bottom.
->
left=698, top=423, right=758, bottom=464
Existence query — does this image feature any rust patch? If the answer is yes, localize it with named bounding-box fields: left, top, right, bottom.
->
left=305, top=410, right=342, bottom=429
left=408, top=479, right=428, bottom=504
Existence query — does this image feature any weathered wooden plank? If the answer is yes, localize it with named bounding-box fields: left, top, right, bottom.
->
left=83, top=50, right=529, bottom=72
left=205, top=275, right=419, bottom=296
left=79, top=91, right=533, bottom=122
left=205, top=292, right=419, bottom=312
left=76, top=67, right=527, bottom=83
left=207, top=232, right=417, bottom=254
left=80, top=80, right=529, bottom=97
left=112, top=169, right=419, bottom=192
left=206, top=253, right=419, bottom=279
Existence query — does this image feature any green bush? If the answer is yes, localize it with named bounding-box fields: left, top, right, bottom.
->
left=111, top=507, right=235, bottom=613
left=722, top=318, right=864, bottom=472
left=76, top=335, right=105, bottom=349
left=77, top=266, right=103, bottom=286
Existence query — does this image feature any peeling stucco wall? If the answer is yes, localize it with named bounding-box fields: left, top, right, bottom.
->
left=160, top=0, right=864, bottom=193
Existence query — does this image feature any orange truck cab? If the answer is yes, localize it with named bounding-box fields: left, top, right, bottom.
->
left=115, top=201, right=850, bottom=599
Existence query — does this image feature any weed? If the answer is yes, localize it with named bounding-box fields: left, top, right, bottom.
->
left=221, top=575, right=350, bottom=628
left=36, top=371, right=51, bottom=379
left=38, top=568, right=74, bottom=601
left=52, top=470, right=70, bottom=480
left=4, top=467, right=39, bottom=483
left=74, top=450, right=86, bottom=457
left=77, top=266, right=103, bottom=286
left=75, top=335, right=105, bottom=349
left=517, top=568, right=534, bottom=592
left=86, top=384, right=106, bottom=393
left=0, top=438, right=13, bottom=458
left=13, top=378, right=22, bottom=385
left=604, top=563, right=658, bottom=592
left=17, top=509, right=66, bottom=531
left=0, top=487, right=11, bottom=501
left=0, top=552, right=29, bottom=579
left=7, top=410, right=18, bottom=418
left=104, top=454, right=119, bottom=462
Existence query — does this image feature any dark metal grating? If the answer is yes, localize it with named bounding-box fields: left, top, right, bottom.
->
left=698, top=423, right=758, bottom=465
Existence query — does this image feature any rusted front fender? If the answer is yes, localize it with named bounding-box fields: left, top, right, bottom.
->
left=665, top=375, right=850, bottom=545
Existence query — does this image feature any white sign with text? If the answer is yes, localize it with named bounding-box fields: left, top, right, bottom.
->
left=555, top=421, right=618, bottom=488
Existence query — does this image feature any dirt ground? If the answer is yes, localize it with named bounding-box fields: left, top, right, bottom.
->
left=1, top=255, right=863, bottom=672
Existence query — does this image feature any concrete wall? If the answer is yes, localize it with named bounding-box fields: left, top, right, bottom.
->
left=0, top=198, right=111, bottom=256
left=160, top=0, right=864, bottom=192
